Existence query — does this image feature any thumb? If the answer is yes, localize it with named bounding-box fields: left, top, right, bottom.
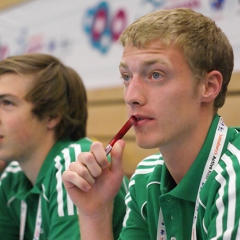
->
left=110, top=139, right=125, bottom=174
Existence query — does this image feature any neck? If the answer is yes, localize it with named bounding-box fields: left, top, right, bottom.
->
left=159, top=113, right=215, bottom=184
left=19, top=136, right=56, bottom=185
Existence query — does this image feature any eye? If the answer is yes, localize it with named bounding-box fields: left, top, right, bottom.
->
left=122, top=73, right=131, bottom=81
left=2, top=100, right=13, bottom=106
left=151, top=71, right=162, bottom=80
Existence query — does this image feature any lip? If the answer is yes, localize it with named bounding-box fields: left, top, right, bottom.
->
left=132, top=114, right=154, bottom=126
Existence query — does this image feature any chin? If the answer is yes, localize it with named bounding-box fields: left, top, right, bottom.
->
left=136, top=139, right=156, bottom=149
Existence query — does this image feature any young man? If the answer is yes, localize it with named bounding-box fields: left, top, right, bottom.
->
left=0, top=53, right=129, bottom=239
left=62, top=8, right=240, bottom=240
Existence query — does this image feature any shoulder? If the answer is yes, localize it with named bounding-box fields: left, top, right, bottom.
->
left=68, top=137, right=93, bottom=152
left=53, top=138, right=93, bottom=167
left=133, top=153, right=164, bottom=175
left=198, top=132, right=240, bottom=237
left=62, top=137, right=93, bottom=156
left=200, top=135, right=240, bottom=203
left=129, top=153, right=164, bottom=189
left=219, top=130, right=240, bottom=175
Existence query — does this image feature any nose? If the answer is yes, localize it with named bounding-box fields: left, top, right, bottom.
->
left=124, top=76, right=146, bottom=107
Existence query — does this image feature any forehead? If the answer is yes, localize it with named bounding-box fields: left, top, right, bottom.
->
left=0, top=73, right=34, bottom=98
left=119, top=40, right=186, bottom=70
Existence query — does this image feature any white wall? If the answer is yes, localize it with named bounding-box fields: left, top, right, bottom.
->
left=0, top=0, right=240, bottom=89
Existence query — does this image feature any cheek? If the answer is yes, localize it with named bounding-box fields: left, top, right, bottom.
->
left=7, top=118, right=33, bottom=142
left=174, top=86, right=198, bottom=104
left=159, top=89, right=197, bottom=120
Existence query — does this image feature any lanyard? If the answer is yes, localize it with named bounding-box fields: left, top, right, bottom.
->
left=157, top=117, right=227, bottom=240
left=157, top=208, right=167, bottom=240
left=20, top=196, right=42, bottom=240
left=33, top=197, right=42, bottom=240
left=20, top=201, right=27, bottom=240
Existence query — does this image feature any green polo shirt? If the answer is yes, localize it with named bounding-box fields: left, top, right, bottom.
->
left=0, top=137, right=129, bottom=240
left=120, top=114, right=240, bottom=239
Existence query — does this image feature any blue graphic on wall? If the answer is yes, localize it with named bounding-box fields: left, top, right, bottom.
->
left=82, top=1, right=127, bottom=54
left=210, top=0, right=225, bottom=10
left=143, top=0, right=167, bottom=8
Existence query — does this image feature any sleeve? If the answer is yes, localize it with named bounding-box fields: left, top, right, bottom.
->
left=119, top=176, right=150, bottom=240
left=197, top=154, right=240, bottom=239
left=0, top=170, right=20, bottom=239
left=45, top=152, right=81, bottom=240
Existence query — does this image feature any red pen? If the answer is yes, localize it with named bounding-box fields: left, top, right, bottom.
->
left=105, top=116, right=137, bottom=155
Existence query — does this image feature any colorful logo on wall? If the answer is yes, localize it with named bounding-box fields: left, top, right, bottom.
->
left=83, top=1, right=127, bottom=54
left=210, top=0, right=225, bottom=10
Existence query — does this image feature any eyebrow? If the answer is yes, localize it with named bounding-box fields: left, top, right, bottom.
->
left=119, top=58, right=172, bottom=69
left=0, top=94, right=19, bottom=100
left=0, top=94, right=11, bottom=98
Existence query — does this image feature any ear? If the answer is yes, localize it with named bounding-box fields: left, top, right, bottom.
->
left=46, top=113, right=62, bottom=130
left=201, top=70, right=223, bottom=103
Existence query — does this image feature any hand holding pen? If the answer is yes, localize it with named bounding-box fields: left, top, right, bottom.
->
left=62, top=116, right=137, bottom=238
left=63, top=116, right=137, bottom=204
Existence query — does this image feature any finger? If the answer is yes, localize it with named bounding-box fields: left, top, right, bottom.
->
left=110, top=139, right=125, bottom=174
left=69, top=161, right=95, bottom=185
left=84, top=152, right=104, bottom=177
left=76, top=151, right=103, bottom=178
left=90, top=142, right=110, bottom=169
left=62, top=169, right=91, bottom=192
